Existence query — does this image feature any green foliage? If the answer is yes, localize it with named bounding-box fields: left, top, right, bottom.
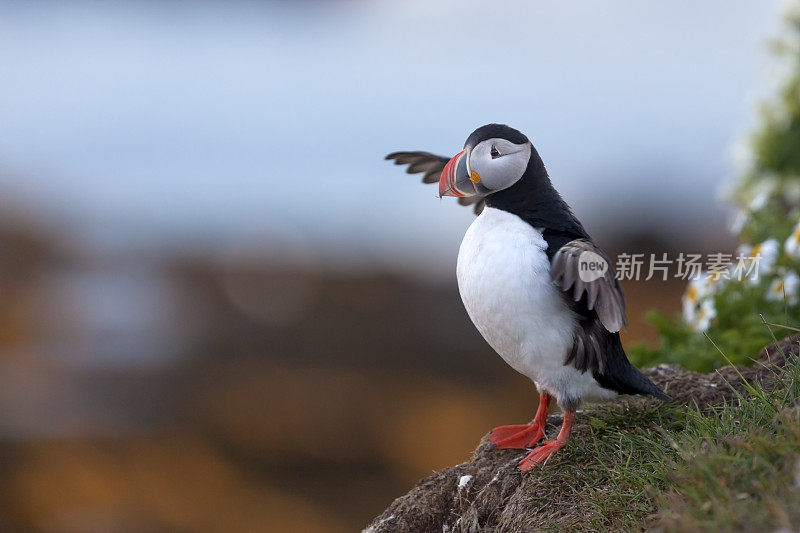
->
left=630, top=8, right=800, bottom=372
left=630, top=282, right=791, bottom=371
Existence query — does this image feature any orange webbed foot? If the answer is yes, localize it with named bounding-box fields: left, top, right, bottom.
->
left=489, top=392, right=551, bottom=450
left=489, top=423, right=544, bottom=449
left=516, top=409, right=576, bottom=472
left=517, top=440, right=565, bottom=471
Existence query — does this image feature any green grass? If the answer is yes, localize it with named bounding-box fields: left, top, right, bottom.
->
left=513, top=345, right=800, bottom=532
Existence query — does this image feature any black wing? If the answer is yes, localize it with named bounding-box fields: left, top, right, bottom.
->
left=385, top=151, right=485, bottom=215
left=550, top=239, right=667, bottom=400
left=551, top=239, right=626, bottom=332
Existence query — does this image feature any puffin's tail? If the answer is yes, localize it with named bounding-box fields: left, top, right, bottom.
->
left=622, top=365, right=670, bottom=401
left=594, top=334, right=670, bottom=401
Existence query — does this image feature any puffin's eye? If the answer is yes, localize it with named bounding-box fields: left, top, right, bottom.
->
left=490, top=145, right=500, bottom=159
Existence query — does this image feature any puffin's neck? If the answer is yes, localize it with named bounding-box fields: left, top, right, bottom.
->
left=484, top=159, right=589, bottom=239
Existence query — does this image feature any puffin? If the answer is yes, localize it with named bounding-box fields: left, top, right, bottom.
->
left=386, top=124, right=668, bottom=471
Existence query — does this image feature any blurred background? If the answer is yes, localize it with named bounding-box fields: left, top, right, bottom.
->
left=0, top=1, right=786, bottom=531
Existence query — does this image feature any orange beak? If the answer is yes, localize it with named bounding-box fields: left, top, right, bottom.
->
left=439, top=150, right=476, bottom=197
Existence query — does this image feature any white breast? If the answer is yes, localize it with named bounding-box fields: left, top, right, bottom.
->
left=456, top=207, right=616, bottom=406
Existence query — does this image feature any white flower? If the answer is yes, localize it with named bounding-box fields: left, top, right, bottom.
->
left=682, top=276, right=721, bottom=331
left=682, top=297, right=698, bottom=324
left=681, top=276, right=713, bottom=317
left=682, top=297, right=696, bottom=325
left=686, top=298, right=717, bottom=333
left=687, top=276, right=714, bottom=298
left=730, top=209, right=748, bottom=233
left=785, top=221, right=800, bottom=258
left=748, top=175, right=778, bottom=211
left=749, top=190, right=770, bottom=211
left=737, top=238, right=780, bottom=283
left=767, top=271, right=800, bottom=305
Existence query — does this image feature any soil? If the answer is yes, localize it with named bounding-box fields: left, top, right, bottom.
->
left=364, top=334, right=800, bottom=533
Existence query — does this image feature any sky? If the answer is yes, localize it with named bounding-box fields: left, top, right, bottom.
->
left=0, top=0, right=786, bottom=276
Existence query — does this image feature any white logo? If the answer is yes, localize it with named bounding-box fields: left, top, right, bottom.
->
left=578, top=250, right=608, bottom=282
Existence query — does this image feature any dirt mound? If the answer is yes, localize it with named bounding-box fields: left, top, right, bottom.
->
left=364, top=335, right=800, bottom=533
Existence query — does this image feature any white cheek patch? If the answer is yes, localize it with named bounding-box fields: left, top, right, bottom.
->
left=470, top=139, right=532, bottom=191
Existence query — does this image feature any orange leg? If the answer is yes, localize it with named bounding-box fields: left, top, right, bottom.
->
left=518, top=410, right=575, bottom=471
left=489, top=392, right=551, bottom=449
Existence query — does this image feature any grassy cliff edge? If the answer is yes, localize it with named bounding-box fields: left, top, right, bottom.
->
left=366, top=334, right=800, bottom=532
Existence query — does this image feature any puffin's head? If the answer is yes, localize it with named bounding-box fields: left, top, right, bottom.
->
left=439, top=124, right=533, bottom=198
